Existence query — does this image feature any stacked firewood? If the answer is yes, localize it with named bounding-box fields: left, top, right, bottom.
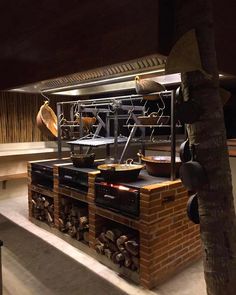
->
left=32, top=193, right=54, bottom=226
left=59, top=197, right=89, bottom=244
left=95, top=228, right=139, bottom=272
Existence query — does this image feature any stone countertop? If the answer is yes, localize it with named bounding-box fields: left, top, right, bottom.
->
left=146, top=139, right=236, bottom=157
left=0, top=141, right=70, bottom=157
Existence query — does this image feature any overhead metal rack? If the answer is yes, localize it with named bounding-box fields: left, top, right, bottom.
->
left=56, top=90, right=178, bottom=180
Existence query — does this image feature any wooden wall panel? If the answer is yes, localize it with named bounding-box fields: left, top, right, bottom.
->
left=0, top=92, right=64, bottom=143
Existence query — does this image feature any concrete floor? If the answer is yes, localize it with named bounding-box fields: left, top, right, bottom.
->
left=0, top=179, right=207, bottom=295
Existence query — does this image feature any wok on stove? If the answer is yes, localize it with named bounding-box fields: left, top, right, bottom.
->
left=97, top=161, right=144, bottom=182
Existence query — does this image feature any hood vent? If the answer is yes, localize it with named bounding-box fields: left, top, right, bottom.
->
left=9, top=54, right=166, bottom=95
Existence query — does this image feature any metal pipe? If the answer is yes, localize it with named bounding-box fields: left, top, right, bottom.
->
left=170, top=90, right=176, bottom=181
left=56, top=91, right=173, bottom=106
left=79, top=106, right=83, bottom=153
left=56, top=103, right=62, bottom=159
left=113, top=108, right=119, bottom=163
left=119, top=125, right=137, bottom=163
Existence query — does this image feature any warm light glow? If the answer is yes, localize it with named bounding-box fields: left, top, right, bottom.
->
left=118, top=185, right=130, bottom=191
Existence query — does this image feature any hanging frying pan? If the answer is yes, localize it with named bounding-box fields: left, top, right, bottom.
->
left=179, top=145, right=207, bottom=191
left=187, top=193, right=200, bottom=224
left=36, top=101, right=58, bottom=138
left=179, top=138, right=191, bottom=163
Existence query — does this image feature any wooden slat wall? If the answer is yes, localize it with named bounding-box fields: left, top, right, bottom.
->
left=0, top=92, right=65, bottom=143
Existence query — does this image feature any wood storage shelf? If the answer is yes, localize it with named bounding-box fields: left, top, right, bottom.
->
left=28, top=160, right=202, bottom=289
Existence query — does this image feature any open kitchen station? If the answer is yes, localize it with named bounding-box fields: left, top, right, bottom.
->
left=1, top=1, right=236, bottom=295
left=26, top=82, right=203, bottom=290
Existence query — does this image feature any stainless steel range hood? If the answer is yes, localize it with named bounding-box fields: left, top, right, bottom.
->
left=9, top=54, right=182, bottom=96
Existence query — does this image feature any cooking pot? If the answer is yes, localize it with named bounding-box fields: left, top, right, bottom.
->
left=36, top=101, right=58, bottom=137
left=97, top=160, right=144, bottom=182
left=137, top=113, right=170, bottom=125
left=71, top=153, right=95, bottom=168
left=138, top=153, right=182, bottom=177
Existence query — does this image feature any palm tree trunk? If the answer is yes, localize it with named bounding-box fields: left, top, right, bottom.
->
left=174, top=0, right=236, bottom=294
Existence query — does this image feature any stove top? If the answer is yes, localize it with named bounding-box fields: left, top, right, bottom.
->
left=96, top=170, right=169, bottom=190
left=32, top=159, right=72, bottom=170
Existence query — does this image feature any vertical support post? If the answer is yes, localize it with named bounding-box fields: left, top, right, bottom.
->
left=113, top=103, right=119, bottom=163
left=79, top=104, right=83, bottom=154
left=57, top=103, right=62, bottom=159
left=106, top=113, right=111, bottom=161
left=170, top=90, right=176, bottom=180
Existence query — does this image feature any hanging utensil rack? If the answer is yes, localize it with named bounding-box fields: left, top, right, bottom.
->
left=56, top=90, right=179, bottom=179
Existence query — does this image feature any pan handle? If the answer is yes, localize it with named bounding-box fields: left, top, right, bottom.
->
left=137, top=152, right=143, bottom=158
left=126, top=158, right=134, bottom=165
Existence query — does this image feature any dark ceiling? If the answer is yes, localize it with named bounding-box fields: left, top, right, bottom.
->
left=0, top=0, right=235, bottom=90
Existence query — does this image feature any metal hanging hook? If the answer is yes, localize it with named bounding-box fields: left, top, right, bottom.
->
left=40, top=92, right=50, bottom=104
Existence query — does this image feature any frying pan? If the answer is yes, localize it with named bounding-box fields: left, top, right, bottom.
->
left=179, top=145, right=207, bottom=191
left=179, top=138, right=191, bottom=163
left=187, top=193, right=200, bottom=224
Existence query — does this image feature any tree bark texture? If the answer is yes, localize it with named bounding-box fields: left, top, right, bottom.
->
left=174, top=1, right=236, bottom=294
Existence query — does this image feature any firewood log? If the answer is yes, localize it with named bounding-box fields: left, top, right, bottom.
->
left=122, top=250, right=132, bottom=268
left=66, top=221, right=72, bottom=230
left=95, top=244, right=105, bottom=255
left=98, top=232, right=109, bottom=244
left=117, top=235, right=129, bottom=251
left=69, top=225, right=77, bottom=238
left=48, top=204, right=54, bottom=213
left=107, top=241, right=118, bottom=253
left=111, top=251, right=122, bottom=264
left=125, top=240, right=139, bottom=256
left=44, top=200, right=50, bottom=208
left=105, top=230, right=117, bottom=242
left=47, top=211, right=53, bottom=223
left=95, top=238, right=104, bottom=247
left=104, top=248, right=113, bottom=260
left=114, top=252, right=125, bottom=264
left=79, top=216, right=88, bottom=228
